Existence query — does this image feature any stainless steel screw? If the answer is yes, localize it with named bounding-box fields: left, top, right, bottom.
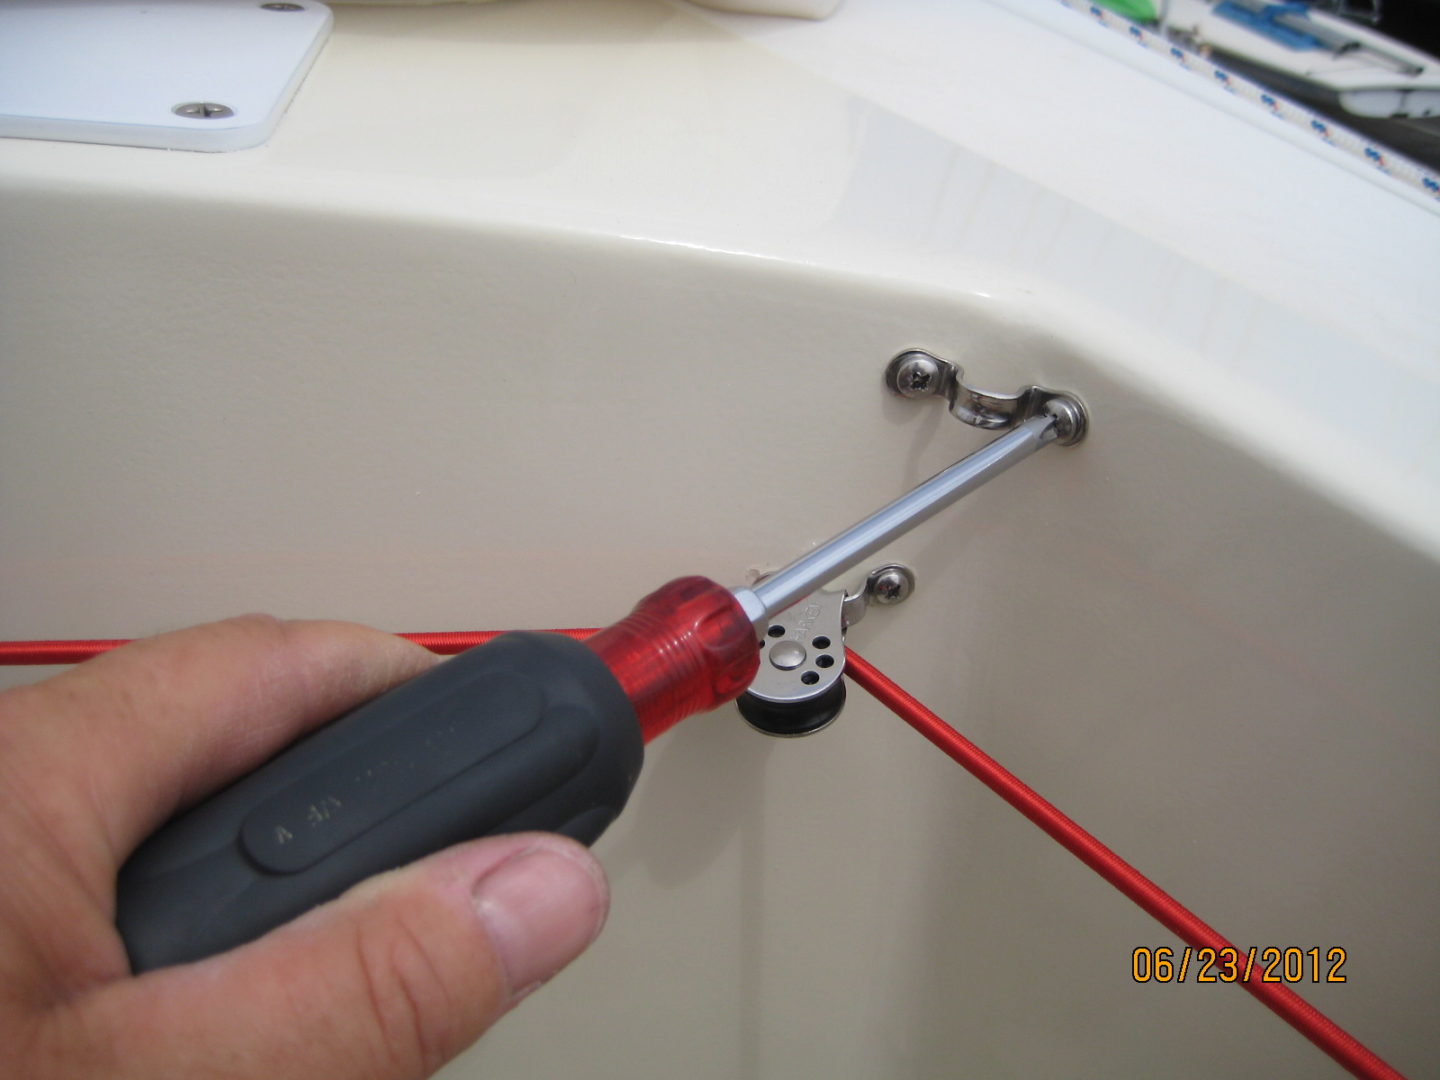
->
left=173, top=103, right=234, bottom=119
left=261, top=3, right=304, bottom=10
left=1043, top=395, right=1088, bottom=446
left=866, top=564, right=915, bottom=606
left=887, top=351, right=943, bottom=399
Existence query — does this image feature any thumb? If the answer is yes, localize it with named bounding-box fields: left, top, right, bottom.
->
left=93, top=833, right=608, bottom=1080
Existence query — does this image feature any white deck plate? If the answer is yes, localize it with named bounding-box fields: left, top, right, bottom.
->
left=0, top=0, right=331, bottom=151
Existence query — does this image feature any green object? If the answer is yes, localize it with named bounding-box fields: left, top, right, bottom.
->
left=1094, top=0, right=1158, bottom=22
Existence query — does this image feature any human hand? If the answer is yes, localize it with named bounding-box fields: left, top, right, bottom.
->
left=0, top=615, right=608, bottom=1079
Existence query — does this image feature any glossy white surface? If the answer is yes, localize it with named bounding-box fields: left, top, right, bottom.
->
left=339, top=0, right=842, bottom=14
left=1, top=0, right=1436, bottom=1076
left=0, top=0, right=332, bottom=151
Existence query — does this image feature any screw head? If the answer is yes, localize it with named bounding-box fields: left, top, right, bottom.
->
left=1043, top=395, right=1088, bottom=446
left=173, top=102, right=234, bottom=119
left=886, top=351, right=944, bottom=399
left=866, top=564, right=915, bottom=606
left=261, top=2, right=304, bottom=9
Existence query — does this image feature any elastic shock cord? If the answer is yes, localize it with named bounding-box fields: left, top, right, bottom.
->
left=0, top=635, right=1407, bottom=1079
left=842, top=649, right=1404, bottom=1080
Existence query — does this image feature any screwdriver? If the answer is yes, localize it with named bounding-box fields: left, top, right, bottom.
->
left=117, top=410, right=1078, bottom=971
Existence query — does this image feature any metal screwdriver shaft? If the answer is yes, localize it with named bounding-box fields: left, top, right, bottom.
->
left=737, top=413, right=1063, bottom=623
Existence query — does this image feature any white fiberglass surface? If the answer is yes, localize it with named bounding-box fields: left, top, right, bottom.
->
left=3, top=0, right=1435, bottom=554
left=691, top=0, right=1440, bottom=351
left=0, top=1, right=1436, bottom=1077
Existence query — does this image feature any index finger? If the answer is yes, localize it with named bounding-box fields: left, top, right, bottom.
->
left=0, top=615, right=438, bottom=888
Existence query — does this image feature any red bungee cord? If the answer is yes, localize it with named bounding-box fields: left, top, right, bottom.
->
left=0, top=631, right=596, bottom=666
left=0, top=635, right=1407, bottom=1080
left=842, top=650, right=1405, bottom=1080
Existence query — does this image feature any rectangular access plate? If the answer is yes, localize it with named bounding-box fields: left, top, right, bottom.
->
left=0, top=0, right=332, bottom=152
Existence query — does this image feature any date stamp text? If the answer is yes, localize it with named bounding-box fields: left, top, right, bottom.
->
left=1131, top=946, right=1347, bottom=984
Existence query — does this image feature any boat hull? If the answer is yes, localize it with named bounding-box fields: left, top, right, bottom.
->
left=1, top=2, right=1436, bottom=1076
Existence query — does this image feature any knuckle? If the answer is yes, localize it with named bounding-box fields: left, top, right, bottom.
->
left=219, top=612, right=288, bottom=635
left=6, top=999, right=120, bottom=1080
left=353, top=911, right=465, bottom=1076
left=210, top=613, right=293, bottom=657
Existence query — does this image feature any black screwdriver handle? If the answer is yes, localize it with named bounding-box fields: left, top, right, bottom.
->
left=116, top=632, right=643, bottom=973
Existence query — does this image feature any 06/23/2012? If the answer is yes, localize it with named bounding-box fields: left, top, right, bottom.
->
left=1131, top=946, right=1348, bottom=984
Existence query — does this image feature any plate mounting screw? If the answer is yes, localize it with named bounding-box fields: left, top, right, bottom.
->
left=173, top=102, right=234, bottom=119
left=261, top=2, right=305, bottom=9
left=886, top=350, right=946, bottom=399
left=865, top=563, right=915, bottom=606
